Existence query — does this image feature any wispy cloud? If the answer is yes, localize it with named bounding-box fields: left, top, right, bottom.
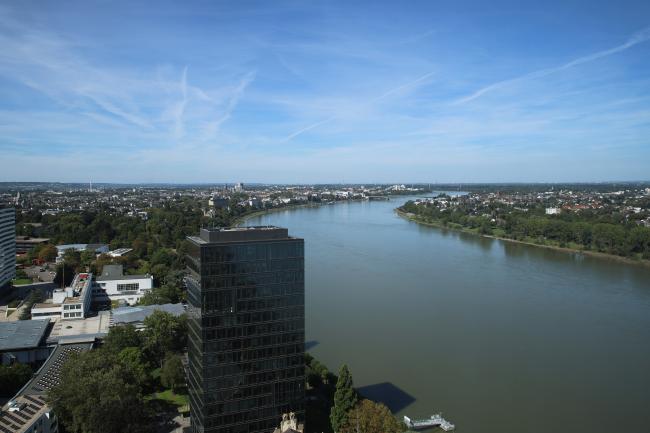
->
left=455, top=26, right=650, bottom=105
left=284, top=70, right=435, bottom=141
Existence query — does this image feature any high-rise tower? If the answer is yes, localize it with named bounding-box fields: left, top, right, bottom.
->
left=186, top=226, right=305, bottom=433
left=0, top=206, right=16, bottom=291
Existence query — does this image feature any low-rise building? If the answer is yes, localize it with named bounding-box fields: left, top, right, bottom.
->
left=55, top=244, right=109, bottom=263
left=31, top=273, right=94, bottom=320
left=110, top=303, right=185, bottom=329
left=0, top=341, right=93, bottom=433
left=94, top=265, right=153, bottom=305
left=0, top=320, right=51, bottom=365
left=15, top=236, right=50, bottom=254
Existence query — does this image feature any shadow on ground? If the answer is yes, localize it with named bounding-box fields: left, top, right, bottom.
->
left=356, top=382, right=416, bottom=413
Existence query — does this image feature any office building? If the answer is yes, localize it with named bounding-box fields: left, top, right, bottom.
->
left=186, top=226, right=305, bottom=433
left=0, top=206, right=16, bottom=290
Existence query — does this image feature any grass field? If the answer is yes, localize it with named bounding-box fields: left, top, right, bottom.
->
left=12, top=278, right=32, bottom=285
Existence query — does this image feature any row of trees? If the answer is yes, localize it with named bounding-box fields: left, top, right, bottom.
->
left=48, top=311, right=187, bottom=433
left=401, top=201, right=650, bottom=259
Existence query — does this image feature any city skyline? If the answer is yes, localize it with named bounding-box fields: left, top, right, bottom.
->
left=1, top=1, right=650, bottom=183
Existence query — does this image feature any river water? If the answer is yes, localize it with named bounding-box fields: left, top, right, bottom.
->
left=244, top=197, right=650, bottom=433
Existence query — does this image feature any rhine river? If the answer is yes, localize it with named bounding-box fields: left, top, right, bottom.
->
left=244, top=196, right=650, bottom=433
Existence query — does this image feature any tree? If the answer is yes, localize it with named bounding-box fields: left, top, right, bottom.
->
left=53, top=263, right=75, bottom=288
left=0, top=363, right=32, bottom=397
left=103, top=324, right=142, bottom=353
left=160, top=353, right=185, bottom=391
left=330, top=364, right=358, bottom=432
left=117, top=347, right=151, bottom=390
left=340, top=400, right=404, bottom=433
left=63, top=249, right=82, bottom=271
left=48, top=349, right=153, bottom=433
left=38, top=244, right=58, bottom=262
left=142, top=311, right=187, bottom=365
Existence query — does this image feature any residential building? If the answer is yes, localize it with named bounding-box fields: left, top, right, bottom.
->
left=0, top=206, right=16, bottom=289
left=93, top=264, right=153, bottom=305
left=186, top=226, right=305, bottom=433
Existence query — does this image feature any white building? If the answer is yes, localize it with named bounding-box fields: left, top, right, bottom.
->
left=545, top=207, right=561, bottom=215
left=31, top=273, right=94, bottom=320
left=0, top=206, right=16, bottom=290
left=94, top=264, right=153, bottom=305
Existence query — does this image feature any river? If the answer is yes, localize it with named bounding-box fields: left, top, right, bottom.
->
left=243, top=197, right=650, bottom=433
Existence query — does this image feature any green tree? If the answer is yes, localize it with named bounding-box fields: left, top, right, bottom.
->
left=103, top=324, right=142, bottom=353
left=340, top=400, right=404, bottom=433
left=160, top=353, right=185, bottom=392
left=48, top=349, right=153, bottom=433
left=330, top=364, right=358, bottom=432
left=117, top=347, right=150, bottom=390
left=37, top=244, right=58, bottom=262
left=0, top=363, right=32, bottom=397
left=142, top=311, right=187, bottom=365
left=53, top=263, right=75, bottom=288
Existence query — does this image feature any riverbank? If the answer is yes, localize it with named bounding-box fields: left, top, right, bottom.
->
left=234, top=202, right=323, bottom=226
left=235, top=198, right=375, bottom=226
left=395, top=208, right=650, bottom=268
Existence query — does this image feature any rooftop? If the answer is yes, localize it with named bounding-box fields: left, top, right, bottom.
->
left=111, top=303, right=185, bottom=325
left=96, top=264, right=149, bottom=281
left=46, top=311, right=110, bottom=344
left=15, top=236, right=50, bottom=244
left=0, top=320, right=49, bottom=351
left=192, top=226, right=292, bottom=244
left=22, top=342, right=92, bottom=396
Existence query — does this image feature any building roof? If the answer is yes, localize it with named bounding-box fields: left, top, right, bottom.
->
left=0, top=320, right=49, bottom=351
left=0, top=342, right=93, bottom=433
left=22, top=342, right=93, bottom=396
left=192, top=226, right=295, bottom=244
left=111, top=303, right=185, bottom=325
left=96, top=264, right=149, bottom=281
left=15, top=236, right=50, bottom=244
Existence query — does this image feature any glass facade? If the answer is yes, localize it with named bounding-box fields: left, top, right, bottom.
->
left=186, top=228, right=305, bottom=433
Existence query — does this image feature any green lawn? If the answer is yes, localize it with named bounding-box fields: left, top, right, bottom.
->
left=12, top=279, right=32, bottom=285
left=148, top=389, right=189, bottom=407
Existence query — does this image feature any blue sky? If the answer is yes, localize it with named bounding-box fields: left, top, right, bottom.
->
left=1, top=0, right=649, bottom=183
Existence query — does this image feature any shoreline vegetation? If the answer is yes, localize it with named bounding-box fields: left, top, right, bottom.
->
left=395, top=207, right=650, bottom=268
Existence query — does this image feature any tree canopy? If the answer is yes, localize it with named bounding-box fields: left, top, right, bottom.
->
left=340, top=400, right=404, bottom=433
left=330, top=364, right=358, bottom=432
left=47, top=349, right=154, bottom=433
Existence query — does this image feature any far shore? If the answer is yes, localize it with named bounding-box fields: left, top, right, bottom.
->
left=234, top=202, right=323, bottom=226
left=395, top=208, right=650, bottom=268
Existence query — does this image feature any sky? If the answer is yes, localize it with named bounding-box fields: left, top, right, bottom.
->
left=1, top=0, right=649, bottom=183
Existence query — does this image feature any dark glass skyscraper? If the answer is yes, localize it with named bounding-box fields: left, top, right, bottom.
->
left=186, top=227, right=305, bottom=433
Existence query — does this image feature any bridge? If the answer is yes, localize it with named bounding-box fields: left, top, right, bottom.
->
left=404, top=414, right=455, bottom=431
